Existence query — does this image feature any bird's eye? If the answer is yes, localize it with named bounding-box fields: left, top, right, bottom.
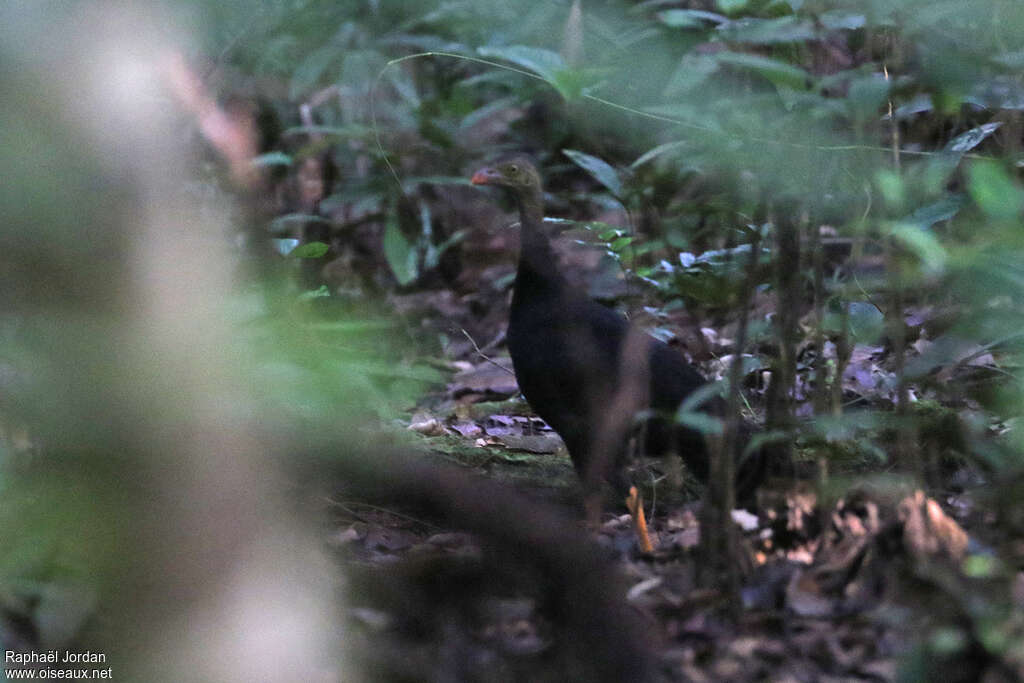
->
left=508, top=164, right=519, bottom=174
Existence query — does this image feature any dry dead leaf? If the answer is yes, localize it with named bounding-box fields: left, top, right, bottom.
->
left=408, top=416, right=445, bottom=436
left=897, top=490, right=969, bottom=561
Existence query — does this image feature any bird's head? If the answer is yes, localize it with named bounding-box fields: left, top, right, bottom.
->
left=470, top=156, right=541, bottom=192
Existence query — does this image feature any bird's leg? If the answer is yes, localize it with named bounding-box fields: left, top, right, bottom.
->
left=578, top=453, right=606, bottom=528
left=625, top=486, right=655, bottom=553
left=584, top=491, right=603, bottom=528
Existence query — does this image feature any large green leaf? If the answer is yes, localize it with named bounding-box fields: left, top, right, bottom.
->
left=823, top=301, right=885, bottom=344
left=846, top=76, right=890, bottom=121
left=477, top=45, right=566, bottom=85
left=968, top=160, right=1024, bottom=221
left=631, top=141, right=689, bottom=168
left=563, top=149, right=624, bottom=198
left=714, top=51, right=811, bottom=90
left=717, top=16, right=816, bottom=44
left=383, top=215, right=418, bottom=286
left=946, top=122, right=1002, bottom=153
left=664, top=54, right=720, bottom=97
left=922, top=123, right=1003, bottom=192
left=475, top=45, right=596, bottom=100
left=889, top=222, right=947, bottom=275
left=905, top=196, right=965, bottom=230
left=657, top=9, right=727, bottom=28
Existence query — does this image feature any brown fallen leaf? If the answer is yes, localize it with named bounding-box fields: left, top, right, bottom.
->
left=897, top=489, right=969, bottom=561
left=408, top=416, right=445, bottom=436
left=449, top=421, right=483, bottom=437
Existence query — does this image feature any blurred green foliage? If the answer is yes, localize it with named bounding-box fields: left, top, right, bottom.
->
left=176, top=1, right=1024, bottom=673
left=5, top=0, right=1024, bottom=676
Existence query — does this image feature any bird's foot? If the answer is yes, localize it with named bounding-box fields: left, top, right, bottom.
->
left=625, top=486, right=655, bottom=553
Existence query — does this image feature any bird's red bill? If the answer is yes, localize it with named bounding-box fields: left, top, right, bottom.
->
left=470, top=169, right=491, bottom=185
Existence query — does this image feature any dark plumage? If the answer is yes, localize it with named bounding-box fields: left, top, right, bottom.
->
left=471, top=156, right=761, bottom=513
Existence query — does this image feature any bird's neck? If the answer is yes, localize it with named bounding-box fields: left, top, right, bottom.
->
left=514, top=188, right=564, bottom=300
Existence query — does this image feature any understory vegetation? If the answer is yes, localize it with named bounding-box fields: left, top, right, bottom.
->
left=4, top=0, right=1024, bottom=681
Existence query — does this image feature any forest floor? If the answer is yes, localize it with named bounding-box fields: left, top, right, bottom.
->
left=325, top=228, right=1005, bottom=682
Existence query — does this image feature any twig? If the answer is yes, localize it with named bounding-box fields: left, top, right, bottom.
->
left=462, top=328, right=515, bottom=376
left=885, top=62, right=915, bottom=472
left=324, top=496, right=442, bottom=531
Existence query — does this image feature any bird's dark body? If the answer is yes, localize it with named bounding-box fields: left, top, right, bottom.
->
left=507, top=245, right=712, bottom=491
left=472, top=155, right=759, bottom=501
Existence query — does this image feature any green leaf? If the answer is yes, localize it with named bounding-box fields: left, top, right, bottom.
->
left=693, top=243, right=765, bottom=267
left=962, top=554, right=1001, bottom=578
left=435, top=230, right=466, bottom=258
left=550, top=67, right=591, bottom=100
left=676, top=410, right=724, bottom=435
left=632, top=141, right=689, bottom=168
left=819, top=11, right=866, bottom=30
left=610, top=236, right=634, bottom=252
left=251, top=152, right=292, bottom=168
left=713, top=51, right=810, bottom=89
left=563, top=149, right=624, bottom=197
left=657, top=9, right=727, bottom=28
left=945, top=122, right=1001, bottom=153
left=918, top=124, right=1001, bottom=194
left=846, top=76, right=890, bottom=121
left=731, top=354, right=764, bottom=378
left=968, top=160, right=1024, bottom=221
left=875, top=169, right=905, bottom=209
left=741, top=430, right=789, bottom=458
left=477, top=45, right=567, bottom=85
left=475, top=45, right=592, bottom=99
left=824, top=301, right=884, bottom=344
left=905, top=196, right=965, bottom=230
left=918, top=125, right=1002, bottom=194
left=297, top=285, right=330, bottom=301
left=847, top=302, right=885, bottom=344
left=717, top=0, right=748, bottom=14
left=678, top=382, right=726, bottom=413
left=288, top=241, right=330, bottom=259
left=890, top=222, right=947, bottom=275
left=383, top=215, right=418, bottom=286
left=717, top=17, right=816, bottom=44
left=664, top=54, right=719, bottom=97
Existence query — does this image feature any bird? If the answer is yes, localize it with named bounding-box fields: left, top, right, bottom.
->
left=471, top=155, right=763, bottom=551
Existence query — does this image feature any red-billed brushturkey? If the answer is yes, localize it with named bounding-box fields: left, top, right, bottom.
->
left=471, top=155, right=763, bottom=550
